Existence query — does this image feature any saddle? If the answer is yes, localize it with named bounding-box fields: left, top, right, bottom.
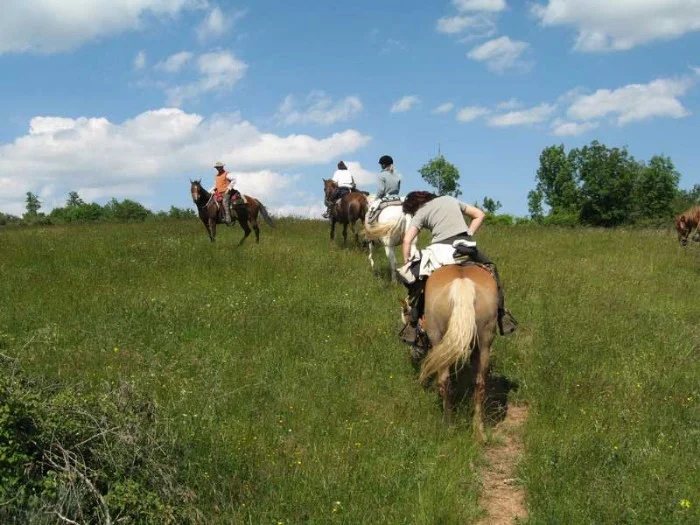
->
left=367, top=197, right=402, bottom=223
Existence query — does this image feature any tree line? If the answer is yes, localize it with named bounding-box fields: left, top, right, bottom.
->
left=0, top=191, right=196, bottom=226
left=527, top=141, right=698, bottom=227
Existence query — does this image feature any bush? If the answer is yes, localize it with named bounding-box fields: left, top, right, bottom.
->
left=483, top=213, right=514, bottom=226
left=0, top=361, right=200, bottom=524
left=542, top=212, right=579, bottom=227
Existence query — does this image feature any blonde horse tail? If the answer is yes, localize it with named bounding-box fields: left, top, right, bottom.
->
left=362, top=215, right=404, bottom=241
left=419, top=278, right=477, bottom=384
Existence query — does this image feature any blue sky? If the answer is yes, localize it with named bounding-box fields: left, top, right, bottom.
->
left=1, top=0, right=699, bottom=217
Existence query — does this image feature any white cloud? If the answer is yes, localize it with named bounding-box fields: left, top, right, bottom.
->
left=436, top=15, right=496, bottom=38
left=156, top=51, right=194, bottom=73
left=453, top=0, right=506, bottom=12
left=533, top=0, right=700, bottom=52
left=166, top=50, right=248, bottom=106
left=496, top=98, right=522, bottom=110
left=275, top=91, right=363, bottom=126
left=196, top=6, right=246, bottom=40
left=456, top=106, right=490, bottom=122
left=487, top=103, right=557, bottom=127
left=0, top=108, right=371, bottom=215
left=550, top=119, right=599, bottom=136
left=0, top=0, right=205, bottom=54
left=344, top=161, right=376, bottom=186
left=566, top=77, right=693, bottom=125
left=133, top=50, right=147, bottom=70
left=467, top=36, right=530, bottom=73
left=433, top=102, right=455, bottom=114
left=390, top=95, right=420, bottom=113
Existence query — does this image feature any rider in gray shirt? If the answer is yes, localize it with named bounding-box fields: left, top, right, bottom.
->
left=376, top=155, right=401, bottom=200
left=400, top=191, right=517, bottom=349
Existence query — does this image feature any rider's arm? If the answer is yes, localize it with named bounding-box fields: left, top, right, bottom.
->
left=460, top=203, right=485, bottom=235
left=226, top=173, right=236, bottom=190
left=376, top=175, right=386, bottom=199
left=403, top=225, right=419, bottom=263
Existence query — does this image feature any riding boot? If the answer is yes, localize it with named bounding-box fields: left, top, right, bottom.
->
left=322, top=204, right=332, bottom=219
left=479, top=258, right=517, bottom=336
left=223, top=194, right=233, bottom=225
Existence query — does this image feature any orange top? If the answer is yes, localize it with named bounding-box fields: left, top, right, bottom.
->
left=215, top=171, right=231, bottom=194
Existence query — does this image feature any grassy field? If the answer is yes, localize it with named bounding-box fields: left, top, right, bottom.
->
left=0, top=219, right=698, bottom=523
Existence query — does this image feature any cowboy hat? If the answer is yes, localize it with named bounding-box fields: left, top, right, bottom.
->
left=214, top=161, right=225, bottom=168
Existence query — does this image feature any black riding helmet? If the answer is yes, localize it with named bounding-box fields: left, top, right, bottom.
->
left=378, top=155, right=393, bottom=169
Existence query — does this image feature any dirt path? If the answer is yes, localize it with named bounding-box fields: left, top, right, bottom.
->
left=476, top=404, right=528, bottom=525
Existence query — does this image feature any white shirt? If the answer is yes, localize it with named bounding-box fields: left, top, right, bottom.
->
left=332, top=169, right=354, bottom=188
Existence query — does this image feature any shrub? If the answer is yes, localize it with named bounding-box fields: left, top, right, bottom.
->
left=0, top=361, right=200, bottom=524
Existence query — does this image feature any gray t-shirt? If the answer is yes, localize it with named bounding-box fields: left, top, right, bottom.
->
left=410, top=196, right=468, bottom=243
left=376, top=168, right=401, bottom=199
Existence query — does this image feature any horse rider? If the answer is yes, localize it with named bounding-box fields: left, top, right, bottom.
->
left=367, top=155, right=401, bottom=221
left=209, top=161, right=240, bottom=225
left=323, top=161, right=356, bottom=219
left=398, top=191, right=518, bottom=344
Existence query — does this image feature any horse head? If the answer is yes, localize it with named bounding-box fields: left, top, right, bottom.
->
left=322, top=178, right=337, bottom=201
left=190, top=179, right=205, bottom=205
left=675, top=214, right=690, bottom=246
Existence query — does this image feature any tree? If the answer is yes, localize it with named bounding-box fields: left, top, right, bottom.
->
left=632, top=155, right=680, bottom=220
left=25, top=192, right=41, bottom=217
left=66, top=191, right=85, bottom=208
left=418, top=155, right=461, bottom=196
left=481, top=196, right=502, bottom=214
left=572, top=141, right=639, bottom=226
left=535, top=145, right=581, bottom=215
left=527, top=189, right=544, bottom=223
left=673, top=184, right=700, bottom=213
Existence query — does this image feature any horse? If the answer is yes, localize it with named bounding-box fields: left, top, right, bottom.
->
left=400, top=263, right=499, bottom=441
left=363, top=203, right=417, bottom=282
left=189, top=179, right=274, bottom=245
left=674, top=206, right=700, bottom=246
left=322, top=179, right=368, bottom=247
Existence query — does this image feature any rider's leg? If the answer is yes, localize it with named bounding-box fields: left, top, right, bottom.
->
left=469, top=247, right=517, bottom=335
left=223, top=192, right=232, bottom=225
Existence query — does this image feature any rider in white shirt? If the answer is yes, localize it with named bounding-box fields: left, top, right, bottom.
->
left=323, top=161, right=356, bottom=218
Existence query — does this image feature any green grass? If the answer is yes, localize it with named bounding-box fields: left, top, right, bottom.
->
left=0, top=220, right=698, bottom=523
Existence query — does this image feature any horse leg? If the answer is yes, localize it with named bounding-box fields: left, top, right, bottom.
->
left=250, top=216, right=260, bottom=244
left=437, top=367, right=452, bottom=426
left=342, top=223, right=348, bottom=247
left=209, top=218, right=217, bottom=242
left=329, top=219, right=336, bottom=247
left=367, top=241, right=375, bottom=270
left=237, top=218, right=252, bottom=246
left=385, top=241, right=397, bottom=283
left=351, top=220, right=360, bottom=247
left=472, top=345, right=490, bottom=442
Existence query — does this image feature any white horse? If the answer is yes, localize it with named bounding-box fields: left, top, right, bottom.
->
left=363, top=198, right=417, bottom=282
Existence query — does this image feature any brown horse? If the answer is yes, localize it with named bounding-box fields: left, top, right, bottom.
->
left=674, top=206, right=700, bottom=246
left=401, top=264, right=499, bottom=441
left=322, top=179, right=368, bottom=247
left=189, top=179, right=274, bottom=245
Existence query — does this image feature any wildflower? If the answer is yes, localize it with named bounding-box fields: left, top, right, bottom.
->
left=679, top=499, right=691, bottom=509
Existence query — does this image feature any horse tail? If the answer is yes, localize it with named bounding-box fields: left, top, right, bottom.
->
left=362, top=215, right=404, bottom=241
left=419, top=278, right=477, bottom=384
left=258, top=202, right=275, bottom=227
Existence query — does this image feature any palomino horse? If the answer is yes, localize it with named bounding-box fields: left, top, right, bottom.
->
left=322, top=179, right=368, bottom=247
left=363, top=204, right=417, bottom=282
left=190, top=179, right=274, bottom=245
left=674, top=206, right=700, bottom=246
left=401, top=264, right=499, bottom=441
